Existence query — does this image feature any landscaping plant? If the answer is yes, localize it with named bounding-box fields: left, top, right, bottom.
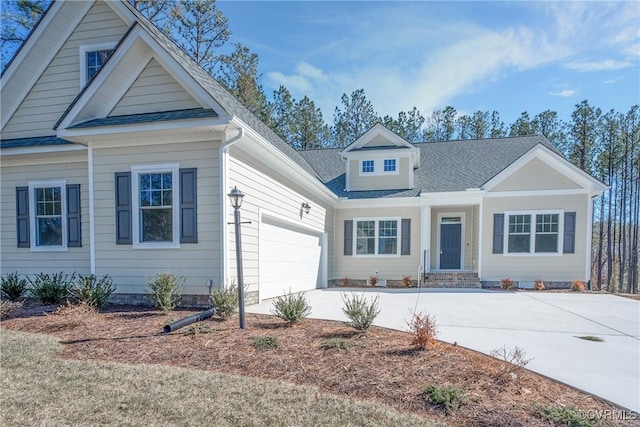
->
left=210, top=282, right=239, bottom=320
left=1, top=272, right=29, bottom=301
left=408, top=312, right=438, bottom=350
left=28, top=272, right=75, bottom=305
left=321, top=337, right=350, bottom=350
left=147, top=272, right=184, bottom=313
left=271, top=290, right=312, bottom=325
left=537, top=405, right=599, bottom=427
left=340, top=277, right=350, bottom=286
left=250, top=335, right=279, bottom=350
left=534, top=279, right=545, bottom=290
left=500, top=277, right=514, bottom=290
left=571, top=280, right=586, bottom=292
left=341, top=293, right=380, bottom=332
left=401, top=275, right=413, bottom=288
left=423, top=384, right=464, bottom=413
left=368, top=275, right=378, bottom=286
left=490, top=345, right=532, bottom=384
left=70, top=274, right=115, bottom=309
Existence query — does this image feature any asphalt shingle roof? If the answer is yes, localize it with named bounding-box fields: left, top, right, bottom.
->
left=0, top=136, right=74, bottom=149
left=69, top=108, right=217, bottom=128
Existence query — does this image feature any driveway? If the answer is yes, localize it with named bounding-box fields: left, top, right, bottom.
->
left=247, top=288, right=640, bottom=412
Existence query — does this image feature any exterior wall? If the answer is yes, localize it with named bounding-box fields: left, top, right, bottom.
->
left=226, top=145, right=334, bottom=299
left=109, top=58, right=201, bottom=117
left=363, top=135, right=393, bottom=147
left=92, top=138, right=221, bottom=296
left=348, top=157, right=411, bottom=191
left=429, top=206, right=476, bottom=270
left=334, top=206, right=421, bottom=281
left=2, top=1, right=128, bottom=138
left=481, top=193, right=590, bottom=282
left=491, top=158, right=581, bottom=192
left=0, top=151, right=90, bottom=275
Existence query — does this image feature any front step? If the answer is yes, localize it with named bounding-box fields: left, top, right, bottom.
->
left=422, top=272, right=481, bottom=288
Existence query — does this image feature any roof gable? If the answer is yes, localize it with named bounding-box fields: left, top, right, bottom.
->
left=341, top=124, right=416, bottom=153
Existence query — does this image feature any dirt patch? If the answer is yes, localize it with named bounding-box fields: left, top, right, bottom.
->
left=1, top=303, right=634, bottom=426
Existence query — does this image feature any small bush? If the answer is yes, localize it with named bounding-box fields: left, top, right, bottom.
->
left=500, top=277, right=514, bottom=290
left=341, top=277, right=350, bottom=286
left=210, top=283, right=239, bottom=320
left=342, top=293, right=380, bottom=332
left=368, top=275, right=378, bottom=286
left=0, top=300, right=23, bottom=318
left=537, top=405, right=599, bottom=427
left=402, top=275, right=413, bottom=288
left=147, top=272, right=184, bottom=313
left=1, top=272, right=29, bottom=301
left=321, top=338, right=350, bottom=350
left=408, top=312, right=438, bottom=350
left=534, top=279, right=545, bottom=291
left=571, top=280, right=586, bottom=292
left=70, top=274, right=115, bottom=308
left=423, top=384, right=464, bottom=413
left=271, top=290, right=312, bottom=325
left=250, top=335, right=279, bottom=350
left=490, top=345, right=533, bottom=384
left=28, top=272, right=75, bottom=305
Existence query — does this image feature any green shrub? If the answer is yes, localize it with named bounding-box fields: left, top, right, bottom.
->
left=70, top=274, right=115, bottom=309
left=1, top=272, right=29, bottom=301
left=537, top=405, right=599, bottom=427
left=321, top=338, right=350, bottom=350
left=341, top=293, right=380, bottom=332
left=28, top=272, right=74, bottom=305
left=271, top=290, right=312, bottom=325
left=147, top=272, right=184, bottom=313
left=210, top=283, right=238, bottom=320
left=423, top=384, right=464, bottom=413
left=250, top=336, right=279, bottom=351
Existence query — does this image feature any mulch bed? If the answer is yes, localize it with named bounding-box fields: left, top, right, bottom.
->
left=1, top=302, right=634, bottom=426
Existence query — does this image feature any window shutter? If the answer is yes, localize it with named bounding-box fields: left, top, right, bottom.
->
left=115, top=172, right=132, bottom=244
left=179, top=168, right=198, bottom=243
left=344, top=220, right=353, bottom=255
left=401, top=218, right=411, bottom=255
left=66, top=184, right=82, bottom=247
left=493, top=213, right=504, bottom=254
left=16, top=187, right=30, bottom=248
left=563, top=212, right=576, bottom=254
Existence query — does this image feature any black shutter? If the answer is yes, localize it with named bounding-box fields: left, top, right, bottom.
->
left=16, top=187, right=29, bottom=248
left=66, top=184, right=82, bottom=247
left=344, top=220, right=353, bottom=255
left=401, top=218, right=411, bottom=255
left=115, top=172, right=132, bottom=244
left=179, top=168, right=197, bottom=243
left=563, top=212, right=576, bottom=254
left=493, top=213, right=504, bottom=254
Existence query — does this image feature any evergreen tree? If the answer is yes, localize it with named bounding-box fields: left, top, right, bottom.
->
left=331, top=89, right=379, bottom=147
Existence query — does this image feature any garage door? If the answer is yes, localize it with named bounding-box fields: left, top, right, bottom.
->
left=259, top=216, right=324, bottom=300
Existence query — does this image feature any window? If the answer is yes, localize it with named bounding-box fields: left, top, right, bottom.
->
left=508, top=214, right=530, bottom=253
left=356, top=220, right=375, bottom=254
left=86, top=49, right=113, bottom=82
left=378, top=220, right=398, bottom=254
left=362, top=160, right=374, bottom=174
left=355, top=218, right=400, bottom=256
left=34, top=186, right=63, bottom=246
left=358, top=158, right=399, bottom=176
left=535, top=214, right=559, bottom=253
left=505, top=211, right=561, bottom=254
left=383, top=159, right=396, bottom=172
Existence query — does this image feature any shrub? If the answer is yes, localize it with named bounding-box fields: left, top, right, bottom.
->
left=321, top=338, right=350, bottom=350
left=368, top=275, right=378, bottom=286
left=210, top=283, right=239, bottom=320
left=28, top=272, right=75, bottom=305
left=534, top=279, right=545, bottom=291
left=147, top=272, right=184, bottom=313
left=423, top=384, right=464, bottom=413
left=271, top=290, right=312, bottom=325
left=571, top=280, right=586, bottom=292
left=1, top=272, right=29, bottom=301
left=342, top=293, right=380, bottom=332
left=500, top=277, right=514, bottom=290
left=250, top=335, right=279, bottom=350
left=490, top=345, right=532, bottom=384
left=537, top=405, right=599, bottom=427
left=402, top=275, right=413, bottom=288
left=408, top=312, right=438, bottom=350
left=340, top=277, right=350, bottom=286
left=70, top=274, right=115, bottom=308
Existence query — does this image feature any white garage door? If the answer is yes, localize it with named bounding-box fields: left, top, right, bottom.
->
left=259, top=216, right=323, bottom=300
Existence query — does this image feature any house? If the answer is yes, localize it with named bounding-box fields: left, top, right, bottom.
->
left=0, top=1, right=607, bottom=305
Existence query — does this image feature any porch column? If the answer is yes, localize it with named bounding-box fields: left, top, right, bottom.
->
left=421, top=204, right=431, bottom=274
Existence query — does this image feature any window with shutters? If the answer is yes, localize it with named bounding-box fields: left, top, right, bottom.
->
left=504, top=210, right=563, bottom=255
left=354, top=218, right=401, bottom=256
left=27, top=181, right=68, bottom=250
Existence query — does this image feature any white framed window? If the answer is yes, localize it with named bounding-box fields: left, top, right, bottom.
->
left=358, top=158, right=399, bottom=176
left=29, top=181, right=67, bottom=251
left=132, top=164, right=180, bottom=249
left=505, top=210, right=562, bottom=255
left=383, top=159, right=397, bottom=172
left=79, top=43, right=116, bottom=87
left=361, top=160, right=374, bottom=174
left=354, top=217, right=400, bottom=256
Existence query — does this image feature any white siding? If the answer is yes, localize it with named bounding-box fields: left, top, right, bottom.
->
left=0, top=151, right=90, bottom=275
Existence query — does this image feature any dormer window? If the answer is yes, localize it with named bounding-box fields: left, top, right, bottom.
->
left=384, top=159, right=396, bottom=172
left=359, top=158, right=399, bottom=176
left=362, top=160, right=374, bottom=174
left=79, top=43, right=116, bottom=87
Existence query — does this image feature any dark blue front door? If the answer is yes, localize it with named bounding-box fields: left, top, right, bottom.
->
left=440, top=223, right=461, bottom=269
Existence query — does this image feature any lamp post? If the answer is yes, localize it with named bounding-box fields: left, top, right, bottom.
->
left=228, top=186, right=246, bottom=329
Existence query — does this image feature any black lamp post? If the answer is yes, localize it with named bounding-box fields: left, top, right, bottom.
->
left=228, top=186, right=246, bottom=329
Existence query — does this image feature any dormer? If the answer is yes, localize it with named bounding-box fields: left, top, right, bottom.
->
left=340, top=124, right=420, bottom=192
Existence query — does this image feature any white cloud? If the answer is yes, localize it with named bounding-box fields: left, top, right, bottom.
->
left=565, top=59, right=633, bottom=72
left=548, top=89, right=577, bottom=97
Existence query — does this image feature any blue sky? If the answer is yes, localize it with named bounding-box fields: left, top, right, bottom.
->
left=217, top=1, right=639, bottom=125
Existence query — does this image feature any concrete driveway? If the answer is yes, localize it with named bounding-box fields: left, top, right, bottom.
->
left=247, top=288, right=640, bottom=412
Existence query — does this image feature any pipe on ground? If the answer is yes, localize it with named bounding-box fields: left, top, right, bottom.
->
left=163, top=307, right=216, bottom=333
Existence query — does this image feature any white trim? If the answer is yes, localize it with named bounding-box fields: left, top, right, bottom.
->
left=341, top=123, right=417, bottom=153
left=421, top=205, right=431, bottom=272
left=503, top=210, right=564, bottom=256
left=131, top=163, right=180, bottom=249
left=352, top=217, right=402, bottom=258
left=28, top=180, right=68, bottom=252
left=79, top=42, right=117, bottom=88
left=345, top=158, right=350, bottom=191
left=88, top=145, right=95, bottom=274
left=586, top=196, right=594, bottom=281
left=421, top=190, right=484, bottom=206
left=436, top=212, right=465, bottom=270
left=484, top=188, right=589, bottom=198
left=477, top=198, right=484, bottom=279
left=1, top=145, right=87, bottom=156
left=260, top=209, right=325, bottom=235
left=337, top=197, right=422, bottom=209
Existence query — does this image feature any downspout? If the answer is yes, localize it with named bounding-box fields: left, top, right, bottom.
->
left=219, top=127, right=244, bottom=289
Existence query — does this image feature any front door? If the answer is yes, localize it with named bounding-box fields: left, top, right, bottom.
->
left=440, top=223, right=461, bottom=269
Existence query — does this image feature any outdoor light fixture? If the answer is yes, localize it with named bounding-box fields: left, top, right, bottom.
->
left=301, top=202, right=311, bottom=215
left=228, top=186, right=246, bottom=329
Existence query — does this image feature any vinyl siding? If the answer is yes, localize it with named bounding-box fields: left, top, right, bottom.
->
left=2, top=1, right=128, bottom=138
left=227, top=146, right=334, bottom=296
left=481, top=194, right=589, bottom=281
left=491, top=158, right=582, bottom=192
left=335, top=206, right=421, bottom=280
left=109, top=58, right=201, bottom=116
left=92, top=139, right=221, bottom=295
left=348, top=157, right=411, bottom=191
left=0, top=151, right=90, bottom=275
left=363, top=135, right=394, bottom=147
left=429, top=206, right=475, bottom=270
